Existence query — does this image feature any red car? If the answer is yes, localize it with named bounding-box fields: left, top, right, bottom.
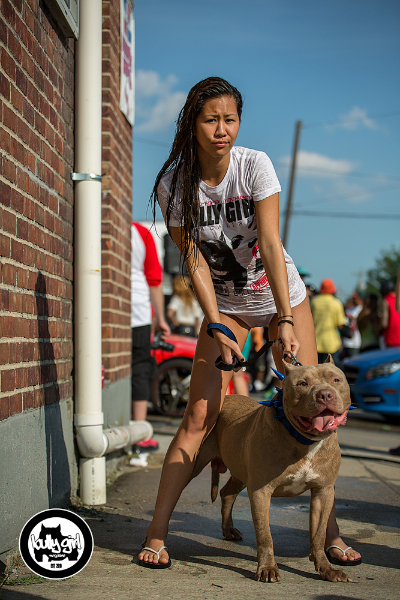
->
left=150, top=332, right=242, bottom=416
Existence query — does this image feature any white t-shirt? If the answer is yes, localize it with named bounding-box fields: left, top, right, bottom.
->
left=342, top=304, right=362, bottom=349
left=158, top=146, right=305, bottom=316
left=167, top=295, right=203, bottom=326
left=131, top=223, right=162, bottom=328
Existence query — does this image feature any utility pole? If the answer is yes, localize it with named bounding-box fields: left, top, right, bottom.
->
left=282, top=119, right=302, bottom=249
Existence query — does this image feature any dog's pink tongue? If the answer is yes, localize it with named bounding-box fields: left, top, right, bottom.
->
left=311, top=412, right=335, bottom=432
left=309, top=410, right=347, bottom=432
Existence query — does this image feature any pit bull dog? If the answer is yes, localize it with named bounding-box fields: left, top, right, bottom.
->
left=189, top=357, right=352, bottom=583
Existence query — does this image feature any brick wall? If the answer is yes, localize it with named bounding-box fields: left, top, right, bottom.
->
left=101, top=1, right=132, bottom=386
left=0, top=0, right=74, bottom=420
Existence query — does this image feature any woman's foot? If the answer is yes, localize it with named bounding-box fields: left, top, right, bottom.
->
left=325, top=535, right=361, bottom=563
left=138, top=538, right=170, bottom=567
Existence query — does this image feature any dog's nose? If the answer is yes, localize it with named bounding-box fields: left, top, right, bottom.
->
left=315, top=388, right=335, bottom=404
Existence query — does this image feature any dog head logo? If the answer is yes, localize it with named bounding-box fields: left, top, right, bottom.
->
left=19, top=509, right=93, bottom=579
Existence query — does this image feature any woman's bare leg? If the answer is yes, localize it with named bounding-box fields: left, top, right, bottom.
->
left=269, top=297, right=361, bottom=563
left=138, top=314, right=249, bottom=565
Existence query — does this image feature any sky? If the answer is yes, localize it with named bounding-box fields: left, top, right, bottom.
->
left=132, top=0, right=400, bottom=301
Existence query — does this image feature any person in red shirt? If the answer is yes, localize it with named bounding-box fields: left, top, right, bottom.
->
left=388, top=266, right=400, bottom=457
left=381, top=280, right=400, bottom=348
left=131, top=222, right=170, bottom=450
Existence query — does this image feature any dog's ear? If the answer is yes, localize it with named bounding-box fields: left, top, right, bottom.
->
left=281, top=360, right=297, bottom=374
left=324, top=354, right=335, bottom=365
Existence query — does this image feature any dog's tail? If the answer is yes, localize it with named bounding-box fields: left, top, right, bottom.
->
left=211, top=469, right=220, bottom=503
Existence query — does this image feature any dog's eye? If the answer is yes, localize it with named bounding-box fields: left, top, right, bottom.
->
left=297, top=381, right=308, bottom=387
left=333, top=378, right=341, bottom=383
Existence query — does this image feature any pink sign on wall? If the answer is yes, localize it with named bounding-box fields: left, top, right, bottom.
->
left=120, top=0, right=135, bottom=125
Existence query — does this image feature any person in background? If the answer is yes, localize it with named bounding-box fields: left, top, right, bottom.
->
left=305, top=283, right=316, bottom=301
left=389, top=265, right=400, bottom=456
left=310, top=279, right=346, bottom=367
left=167, top=274, right=203, bottom=336
left=341, top=292, right=363, bottom=360
left=248, top=326, right=268, bottom=393
left=357, top=293, right=381, bottom=353
left=380, top=280, right=400, bottom=348
left=131, top=222, right=170, bottom=451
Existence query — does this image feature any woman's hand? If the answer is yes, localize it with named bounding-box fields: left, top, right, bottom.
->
left=213, top=329, right=244, bottom=371
left=275, top=322, right=300, bottom=363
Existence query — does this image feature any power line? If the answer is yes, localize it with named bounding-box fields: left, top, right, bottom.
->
left=288, top=210, right=400, bottom=220
left=275, top=163, right=400, bottom=182
left=303, top=110, right=400, bottom=129
left=134, top=137, right=171, bottom=148
left=296, top=183, right=400, bottom=208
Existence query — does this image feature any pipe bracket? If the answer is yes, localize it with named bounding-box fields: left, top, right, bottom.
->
left=71, top=172, right=102, bottom=182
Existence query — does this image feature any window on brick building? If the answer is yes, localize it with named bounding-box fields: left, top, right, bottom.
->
left=44, top=0, right=79, bottom=39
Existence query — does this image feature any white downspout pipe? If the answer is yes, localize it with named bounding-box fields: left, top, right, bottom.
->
left=73, top=0, right=152, bottom=506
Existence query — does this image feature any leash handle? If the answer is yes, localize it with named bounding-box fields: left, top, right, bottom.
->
left=215, top=339, right=275, bottom=372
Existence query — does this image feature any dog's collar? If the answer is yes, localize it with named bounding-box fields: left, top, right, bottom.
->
left=259, top=388, right=316, bottom=445
left=259, top=372, right=357, bottom=445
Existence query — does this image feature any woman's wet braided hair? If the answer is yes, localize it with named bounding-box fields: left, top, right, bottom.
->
left=151, top=77, right=243, bottom=267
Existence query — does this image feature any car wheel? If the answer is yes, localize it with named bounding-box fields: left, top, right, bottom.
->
left=151, top=358, right=192, bottom=417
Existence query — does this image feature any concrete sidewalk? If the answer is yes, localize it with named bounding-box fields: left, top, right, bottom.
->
left=1, top=415, right=399, bottom=600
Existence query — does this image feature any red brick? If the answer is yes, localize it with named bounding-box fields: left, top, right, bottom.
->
left=23, top=390, right=35, bottom=410
left=15, top=367, right=28, bottom=389
left=16, top=266, right=29, bottom=289
left=11, top=136, right=26, bottom=163
left=11, top=239, right=24, bottom=262
left=9, top=393, right=23, bottom=416
left=0, top=181, right=12, bottom=207
left=9, top=30, right=22, bottom=62
left=0, top=17, right=7, bottom=44
left=3, top=157, right=17, bottom=183
left=24, top=244, right=35, bottom=267
left=16, top=168, right=30, bottom=195
left=17, top=217, right=29, bottom=241
left=2, top=209, right=16, bottom=235
left=23, top=98, right=35, bottom=126
left=0, top=397, right=10, bottom=421
left=11, top=84, right=23, bottom=113
left=0, top=343, right=10, bottom=365
left=1, top=369, right=16, bottom=392
left=1, top=48, right=16, bottom=80
left=0, top=71, right=10, bottom=101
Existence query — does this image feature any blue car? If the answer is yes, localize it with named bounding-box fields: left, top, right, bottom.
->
left=342, top=347, right=400, bottom=417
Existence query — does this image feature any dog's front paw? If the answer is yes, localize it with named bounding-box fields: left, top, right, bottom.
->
left=318, top=566, right=350, bottom=582
left=255, top=564, right=280, bottom=583
left=222, top=526, right=242, bottom=541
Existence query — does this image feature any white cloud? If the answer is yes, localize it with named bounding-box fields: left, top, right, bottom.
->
left=311, top=179, right=372, bottom=205
left=280, top=150, right=359, bottom=177
left=335, top=106, right=379, bottom=131
left=135, top=70, right=186, bottom=133
left=279, top=150, right=372, bottom=205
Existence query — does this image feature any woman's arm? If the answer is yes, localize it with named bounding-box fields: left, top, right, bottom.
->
left=166, top=306, right=179, bottom=327
left=254, top=193, right=300, bottom=357
left=168, top=226, right=244, bottom=364
left=381, top=298, right=389, bottom=330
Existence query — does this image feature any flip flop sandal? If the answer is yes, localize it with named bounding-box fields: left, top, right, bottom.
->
left=325, top=545, right=362, bottom=566
left=138, top=546, right=171, bottom=569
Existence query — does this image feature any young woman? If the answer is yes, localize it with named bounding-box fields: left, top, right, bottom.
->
left=167, top=274, right=203, bottom=336
left=138, top=77, right=361, bottom=569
